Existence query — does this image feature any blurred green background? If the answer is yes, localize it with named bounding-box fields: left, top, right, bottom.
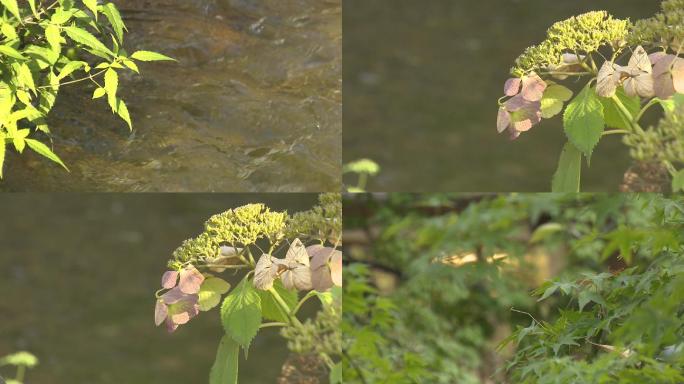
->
left=343, top=0, right=661, bottom=192
left=0, top=194, right=317, bottom=383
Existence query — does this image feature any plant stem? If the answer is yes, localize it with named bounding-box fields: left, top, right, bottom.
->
left=259, top=322, right=288, bottom=329
left=357, top=172, right=368, bottom=191
left=602, top=129, right=629, bottom=136
left=610, top=94, right=645, bottom=135
left=292, top=291, right=317, bottom=316
left=635, top=98, right=660, bottom=123
left=268, top=287, right=303, bottom=327
left=16, top=365, right=25, bottom=382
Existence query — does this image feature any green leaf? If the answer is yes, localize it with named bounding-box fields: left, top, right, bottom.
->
left=92, top=87, right=106, bottom=99
left=115, top=99, right=132, bottom=130
left=198, top=277, right=231, bottom=312
left=220, top=277, right=262, bottom=348
left=538, top=285, right=558, bottom=302
left=18, top=64, right=35, bottom=92
left=540, top=84, right=573, bottom=119
left=104, top=68, right=118, bottom=111
left=578, top=290, right=606, bottom=312
left=130, top=50, right=176, bottom=62
left=330, top=362, right=342, bottom=384
left=209, top=335, right=239, bottom=384
left=12, top=128, right=29, bottom=153
left=0, top=45, right=25, bottom=60
left=64, top=26, right=114, bottom=57
left=258, top=280, right=297, bottom=322
left=58, top=61, right=85, bottom=80
left=101, top=3, right=126, bottom=43
left=45, top=25, right=62, bottom=52
left=0, top=0, right=20, bottom=20
left=83, top=0, right=98, bottom=19
left=551, top=142, right=582, bottom=192
left=27, top=0, right=37, bottom=17
left=673, top=169, right=684, bottom=192
left=601, top=88, right=640, bottom=130
left=563, top=84, right=605, bottom=157
left=25, top=138, right=68, bottom=171
left=659, top=94, right=684, bottom=115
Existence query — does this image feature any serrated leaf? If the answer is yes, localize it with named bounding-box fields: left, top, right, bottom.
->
left=58, top=61, right=85, bottom=80
left=64, top=26, right=114, bottom=57
left=220, top=277, right=262, bottom=348
left=83, top=0, right=98, bottom=19
left=115, top=99, right=132, bottom=130
left=18, top=64, right=35, bottom=92
left=92, top=87, right=106, bottom=99
left=258, top=280, right=297, bottom=322
left=25, top=138, right=68, bottom=171
left=601, top=88, right=640, bottom=130
left=45, top=25, right=62, bottom=52
left=538, top=285, right=558, bottom=302
left=551, top=141, right=582, bottom=192
left=0, top=0, right=20, bottom=20
left=578, top=290, right=606, bottom=312
left=101, top=3, right=125, bottom=43
left=209, top=335, right=239, bottom=384
left=130, top=50, right=176, bottom=62
left=0, top=45, right=25, bottom=60
left=104, top=68, right=118, bottom=111
left=563, top=84, right=605, bottom=157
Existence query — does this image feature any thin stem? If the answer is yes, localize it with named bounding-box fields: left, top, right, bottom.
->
left=602, top=129, right=630, bottom=136
left=37, top=68, right=109, bottom=90
left=292, top=291, right=317, bottom=316
left=268, top=287, right=303, bottom=327
left=259, top=322, right=288, bottom=329
left=357, top=172, right=368, bottom=191
left=16, top=365, right=26, bottom=382
left=610, top=94, right=645, bottom=135
left=635, top=98, right=660, bottom=123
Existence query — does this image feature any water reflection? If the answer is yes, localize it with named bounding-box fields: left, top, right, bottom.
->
left=343, top=0, right=660, bottom=192
left=0, top=194, right=318, bottom=383
left=2, top=0, right=341, bottom=192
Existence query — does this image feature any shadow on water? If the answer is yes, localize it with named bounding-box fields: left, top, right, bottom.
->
left=343, top=0, right=661, bottom=192
left=0, top=194, right=318, bottom=383
left=2, top=0, right=341, bottom=192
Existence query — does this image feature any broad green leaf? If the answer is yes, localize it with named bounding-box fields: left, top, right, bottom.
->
left=659, top=94, right=684, bottom=115
left=11, top=128, right=29, bottom=153
left=18, top=64, right=35, bottom=92
left=122, top=58, right=139, bottom=73
left=330, top=362, right=342, bottom=384
left=258, top=280, right=297, bottom=323
left=51, top=9, right=73, bottom=24
left=538, top=285, right=558, bottom=302
left=104, top=68, right=118, bottom=111
left=115, top=99, right=132, bottom=130
left=101, top=3, right=125, bottom=43
left=92, top=87, right=106, bottom=99
left=1, top=23, right=17, bottom=40
left=551, top=142, right=582, bottom=193
left=0, top=45, right=25, bottom=60
left=45, top=25, right=62, bottom=52
left=0, top=0, right=20, bottom=20
left=25, top=138, right=68, bottom=170
left=673, top=169, right=684, bottom=192
left=130, top=50, right=176, bottom=62
left=198, top=277, right=231, bottom=312
left=64, top=26, right=114, bottom=57
left=209, top=335, right=239, bottom=384
left=0, top=132, right=5, bottom=178
left=601, top=88, right=640, bottom=130
left=578, top=290, right=606, bottom=312
left=58, top=61, right=85, bottom=80
left=563, top=84, right=605, bottom=157
left=83, top=0, right=98, bottom=19
left=220, top=277, right=262, bottom=348
left=540, top=84, right=573, bottom=119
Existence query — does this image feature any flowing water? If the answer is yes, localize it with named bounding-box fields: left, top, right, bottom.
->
left=0, top=194, right=318, bottom=383
left=2, top=0, right=341, bottom=192
left=344, top=0, right=661, bottom=192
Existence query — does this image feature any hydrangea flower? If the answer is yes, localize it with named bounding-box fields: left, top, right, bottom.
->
left=497, top=72, right=546, bottom=139
left=155, top=265, right=204, bottom=332
left=307, top=245, right=342, bottom=291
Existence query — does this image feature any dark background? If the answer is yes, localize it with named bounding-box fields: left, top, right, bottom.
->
left=0, top=194, right=317, bottom=383
left=343, top=0, right=662, bottom=191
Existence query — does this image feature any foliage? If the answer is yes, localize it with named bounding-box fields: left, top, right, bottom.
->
left=0, top=351, right=38, bottom=384
left=343, top=193, right=684, bottom=383
left=497, top=0, right=684, bottom=192
left=344, top=158, right=380, bottom=193
left=0, top=0, right=173, bottom=178
left=154, top=194, right=342, bottom=383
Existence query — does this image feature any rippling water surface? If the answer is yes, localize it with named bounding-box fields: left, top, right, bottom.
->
left=3, top=0, right=341, bottom=192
